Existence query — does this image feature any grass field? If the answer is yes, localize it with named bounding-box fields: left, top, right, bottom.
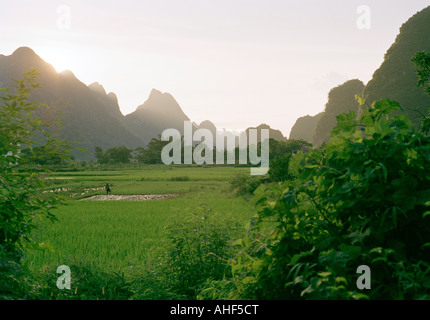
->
left=42, top=165, right=250, bottom=197
left=24, top=165, right=255, bottom=298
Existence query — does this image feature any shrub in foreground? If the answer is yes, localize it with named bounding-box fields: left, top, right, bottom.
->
left=202, top=98, right=430, bottom=300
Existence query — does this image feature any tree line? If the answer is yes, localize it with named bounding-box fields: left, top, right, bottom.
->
left=94, top=137, right=311, bottom=165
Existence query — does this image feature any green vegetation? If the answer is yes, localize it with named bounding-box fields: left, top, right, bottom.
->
left=20, top=165, right=254, bottom=299
left=200, top=53, right=430, bottom=300
left=412, top=51, right=430, bottom=134
left=290, top=7, right=430, bottom=145
left=3, top=51, right=430, bottom=301
left=204, top=98, right=430, bottom=300
left=0, top=70, right=72, bottom=299
left=95, top=146, right=133, bottom=164
left=363, top=8, right=430, bottom=126
left=412, top=51, right=430, bottom=96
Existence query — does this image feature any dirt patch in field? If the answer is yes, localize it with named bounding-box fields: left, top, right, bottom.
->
left=81, top=194, right=179, bottom=201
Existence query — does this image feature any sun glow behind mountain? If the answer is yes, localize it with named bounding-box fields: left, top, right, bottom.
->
left=37, top=47, right=76, bottom=74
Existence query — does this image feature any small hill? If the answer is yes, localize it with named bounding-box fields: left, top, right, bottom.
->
left=245, top=123, right=287, bottom=143
left=362, top=6, right=430, bottom=124
left=312, top=80, right=365, bottom=146
left=289, top=112, right=323, bottom=142
left=196, top=120, right=218, bottom=146
left=290, top=6, right=430, bottom=146
left=198, top=120, right=217, bottom=135
left=288, top=79, right=364, bottom=147
left=123, top=89, right=192, bottom=145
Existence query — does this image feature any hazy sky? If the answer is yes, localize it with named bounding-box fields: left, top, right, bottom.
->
left=1, top=1, right=429, bottom=137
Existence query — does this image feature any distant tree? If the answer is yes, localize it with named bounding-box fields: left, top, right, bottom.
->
left=133, top=146, right=146, bottom=163
left=20, top=145, right=65, bottom=165
left=266, top=138, right=311, bottom=160
left=264, top=139, right=311, bottom=182
left=231, top=138, right=310, bottom=166
left=94, top=146, right=106, bottom=163
left=104, top=146, right=132, bottom=164
left=94, top=146, right=132, bottom=164
left=142, top=135, right=169, bottom=164
left=268, top=153, right=292, bottom=182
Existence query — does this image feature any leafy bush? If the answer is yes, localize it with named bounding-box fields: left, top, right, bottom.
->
left=268, top=153, right=293, bottom=182
left=203, top=98, right=430, bottom=300
left=30, top=262, right=134, bottom=300
left=0, top=70, right=72, bottom=299
left=412, top=51, right=430, bottom=96
left=167, top=207, right=243, bottom=298
left=411, top=51, right=430, bottom=134
left=131, top=206, right=242, bottom=299
left=229, top=172, right=267, bottom=197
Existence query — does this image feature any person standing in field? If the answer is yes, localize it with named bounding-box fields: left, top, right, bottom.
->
left=105, top=183, right=111, bottom=194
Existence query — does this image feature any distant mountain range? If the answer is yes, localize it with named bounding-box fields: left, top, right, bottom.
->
left=3, top=6, right=429, bottom=160
left=289, top=5, right=430, bottom=145
left=0, top=47, right=286, bottom=160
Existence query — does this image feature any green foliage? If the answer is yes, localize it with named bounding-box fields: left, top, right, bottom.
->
left=268, top=145, right=315, bottom=183
left=266, top=138, right=311, bottom=161
left=164, top=207, right=241, bottom=298
left=411, top=51, right=430, bottom=134
left=132, top=146, right=146, bottom=163
left=0, top=69, right=72, bottom=299
left=20, top=145, right=67, bottom=165
left=94, top=146, right=104, bottom=163
left=412, top=51, right=430, bottom=96
left=229, top=172, right=267, bottom=197
left=203, top=98, right=430, bottom=300
left=129, top=206, right=242, bottom=299
left=362, top=7, right=430, bottom=128
left=268, top=153, right=292, bottom=182
left=140, top=135, right=169, bottom=164
left=105, top=146, right=132, bottom=164
left=31, top=262, right=134, bottom=300
left=266, top=139, right=312, bottom=182
left=22, top=167, right=253, bottom=299
left=94, top=146, right=132, bottom=164
left=230, top=139, right=310, bottom=195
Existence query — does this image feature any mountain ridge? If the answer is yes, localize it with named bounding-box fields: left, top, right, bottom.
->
left=0, top=46, right=287, bottom=160
left=0, top=47, right=143, bottom=160
left=289, top=5, right=430, bottom=144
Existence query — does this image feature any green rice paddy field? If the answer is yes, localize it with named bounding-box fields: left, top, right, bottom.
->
left=25, top=165, right=255, bottom=276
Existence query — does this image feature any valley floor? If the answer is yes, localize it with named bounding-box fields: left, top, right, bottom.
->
left=24, top=165, right=255, bottom=299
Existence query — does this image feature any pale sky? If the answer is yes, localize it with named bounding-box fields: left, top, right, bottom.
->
left=1, top=0, right=429, bottom=137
